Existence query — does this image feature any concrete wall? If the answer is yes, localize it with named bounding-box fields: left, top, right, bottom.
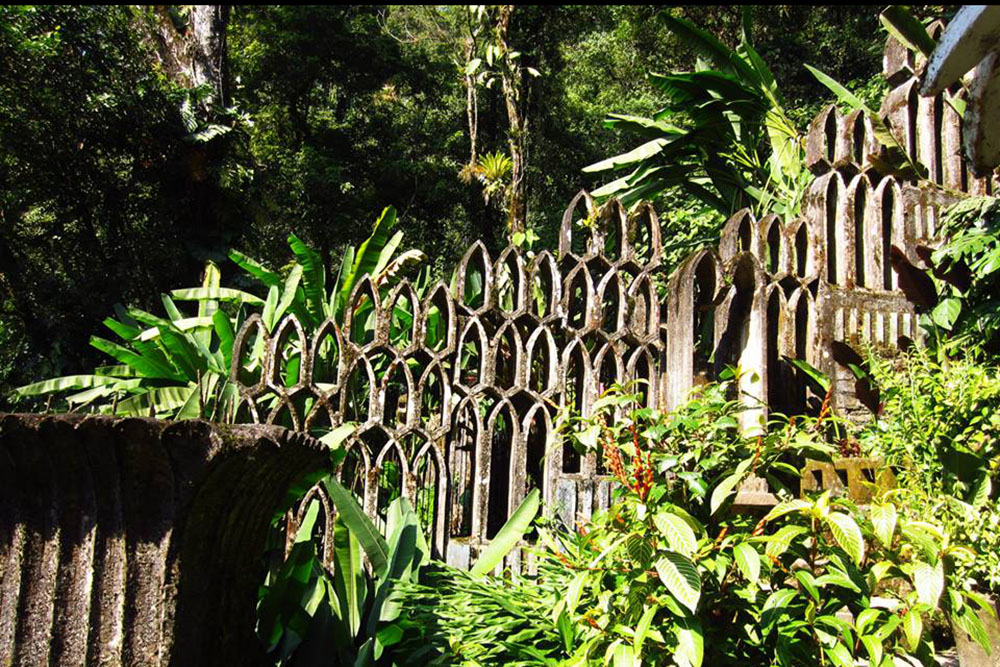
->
left=0, top=414, right=326, bottom=667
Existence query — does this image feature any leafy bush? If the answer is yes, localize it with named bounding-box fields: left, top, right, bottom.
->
left=925, top=196, right=1000, bottom=355
left=859, top=348, right=1000, bottom=592
left=850, top=195, right=1000, bottom=594
left=386, top=379, right=992, bottom=666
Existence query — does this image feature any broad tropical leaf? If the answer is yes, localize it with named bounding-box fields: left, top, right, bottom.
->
left=471, top=488, right=540, bottom=576
left=870, top=502, right=897, bottom=548
left=654, top=512, right=698, bottom=557
left=825, top=512, right=865, bottom=565
left=911, top=560, right=944, bottom=608
left=229, top=248, right=283, bottom=288
left=709, top=471, right=743, bottom=515
left=15, top=374, right=123, bottom=397
left=733, top=543, right=761, bottom=583
left=655, top=551, right=701, bottom=612
left=170, top=287, right=265, bottom=306
left=288, top=233, right=328, bottom=325
left=323, top=476, right=390, bottom=579
left=674, top=616, right=704, bottom=667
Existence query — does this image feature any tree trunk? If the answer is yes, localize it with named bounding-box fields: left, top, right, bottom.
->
left=145, top=5, right=230, bottom=105
left=497, top=5, right=527, bottom=235
left=464, top=35, right=478, bottom=167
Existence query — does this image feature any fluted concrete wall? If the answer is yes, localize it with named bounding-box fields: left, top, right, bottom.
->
left=0, top=414, right=326, bottom=667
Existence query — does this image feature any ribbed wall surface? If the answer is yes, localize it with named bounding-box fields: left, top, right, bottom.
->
left=0, top=414, right=326, bottom=667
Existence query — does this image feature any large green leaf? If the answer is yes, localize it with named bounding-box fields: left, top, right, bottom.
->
left=256, top=499, right=330, bottom=659
left=470, top=488, right=541, bottom=577
left=332, top=245, right=357, bottom=321
left=102, top=316, right=141, bottom=342
left=90, top=336, right=184, bottom=381
left=653, top=512, right=698, bottom=557
left=880, top=6, right=937, bottom=57
left=275, top=264, right=303, bottom=323
left=709, top=471, right=743, bottom=515
left=15, top=374, right=123, bottom=397
left=116, top=384, right=198, bottom=417
left=825, top=512, right=865, bottom=565
left=869, top=502, right=897, bottom=548
left=765, top=525, right=809, bottom=559
left=176, top=373, right=218, bottom=420
left=583, top=138, right=669, bottom=173
left=733, top=543, right=761, bottom=583
left=953, top=604, right=993, bottom=654
left=903, top=609, right=923, bottom=651
left=213, top=310, right=236, bottom=370
left=374, top=499, right=425, bottom=613
left=763, top=499, right=811, bottom=523
left=655, top=551, right=701, bottom=613
left=760, top=588, right=797, bottom=634
left=323, top=476, right=390, bottom=579
left=136, top=317, right=214, bottom=342
left=674, top=616, right=704, bottom=667
left=369, top=230, right=404, bottom=282
left=196, top=260, right=221, bottom=327
left=633, top=604, right=658, bottom=656
left=160, top=294, right=185, bottom=324
left=155, top=327, right=204, bottom=381
left=288, top=233, right=327, bottom=324
left=603, top=112, right=684, bottom=138
left=375, top=248, right=425, bottom=287
left=783, top=356, right=831, bottom=394
left=335, top=207, right=397, bottom=314
left=170, top=287, right=265, bottom=307
left=804, top=64, right=868, bottom=112
left=911, top=560, right=944, bottom=608
left=660, top=14, right=757, bottom=84
left=229, top=248, right=282, bottom=288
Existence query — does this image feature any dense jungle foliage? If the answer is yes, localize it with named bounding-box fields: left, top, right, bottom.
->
left=0, top=4, right=912, bottom=407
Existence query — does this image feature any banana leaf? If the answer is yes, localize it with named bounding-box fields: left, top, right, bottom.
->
left=470, top=488, right=541, bottom=576
left=275, top=264, right=303, bottom=323
left=90, top=335, right=185, bottom=382
left=170, top=287, right=265, bottom=307
left=116, top=384, right=198, bottom=417
left=15, top=373, right=124, bottom=396
left=288, top=233, right=328, bottom=325
left=213, top=310, right=236, bottom=370
left=335, top=207, right=398, bottom=319
left=324, top=476, right=390, bottom=579
left=137, top=317, right=214, bottom=342
left=102, top=316, right=141, bottom=341
left=332, top=245, right=357, bottom=321
left=583, top=138, right=670, bottom=173
left=195, top=262, right=221, bottom=347
left=660, top=13, right=758, bottom=84
left=229, top=248, right=283, bottom=288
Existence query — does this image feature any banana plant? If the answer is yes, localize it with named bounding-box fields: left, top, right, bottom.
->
left=13, top=207, right=425, bottom=423
left=257, top=468, right=541, bottom=667
left=13, top=261, right=254, bottom=419
left=585, top=11, right=810, bottom=222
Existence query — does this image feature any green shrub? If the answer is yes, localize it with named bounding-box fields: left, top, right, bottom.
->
left=386, top=379, right=992, bottom=666
left=860, top=348, right=1000, bottom=592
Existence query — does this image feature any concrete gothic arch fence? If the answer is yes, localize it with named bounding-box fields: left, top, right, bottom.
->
left=227, top=22, right=998, bottom=569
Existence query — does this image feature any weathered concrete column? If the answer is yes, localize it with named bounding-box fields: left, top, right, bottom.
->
left=0, top=414, right=327, bottom=667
